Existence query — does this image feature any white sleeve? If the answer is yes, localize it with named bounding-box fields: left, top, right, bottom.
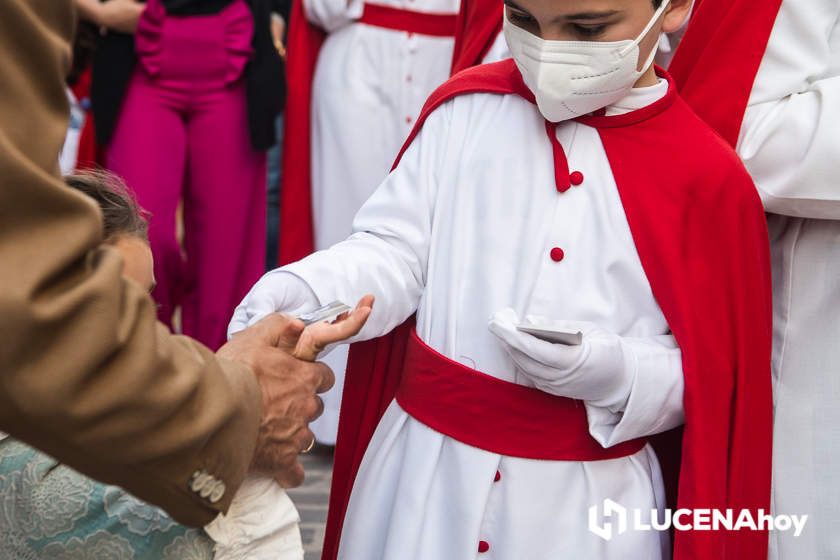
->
left=283, top=104, right=452, bottom=342
left=302, top=0, right=364, bottom=33
left=736, top=1, right=840, bottom=219
left=585, top=336, right=684, bottom=447
left=205, top=477, right=303, bottom=560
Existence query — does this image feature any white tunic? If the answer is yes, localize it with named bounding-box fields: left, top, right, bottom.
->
left=303, top=0, right=459, bottom=443
left=735, top=1, right=840, bottom=557
left=286, top=81, right=686, bottom=558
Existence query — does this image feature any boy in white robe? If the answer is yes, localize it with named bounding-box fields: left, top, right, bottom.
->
left=233, top=0, right=773, bottom=558
left=671, top=0, right=840, bottom=557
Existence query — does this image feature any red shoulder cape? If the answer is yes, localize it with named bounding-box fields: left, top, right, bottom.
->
left=668, top=0, right=783, bottom=146
left=323, top=59, right=772, bottom=560
left=450, top=0, right=503, bottom=74
left=278, top=0, right=322, bottom=264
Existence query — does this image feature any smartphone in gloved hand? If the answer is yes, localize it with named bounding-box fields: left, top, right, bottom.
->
left=516, top=323, right=583, bottom=346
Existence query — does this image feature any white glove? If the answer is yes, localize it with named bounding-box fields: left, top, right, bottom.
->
left=205, top=476, right=303, bottom=560
left=227, top=270, right=320, bottom=339
left=488, top=308, right=635, bottom=410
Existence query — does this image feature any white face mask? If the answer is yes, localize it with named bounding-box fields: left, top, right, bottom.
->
left=504, top=0, right=671, bottom=122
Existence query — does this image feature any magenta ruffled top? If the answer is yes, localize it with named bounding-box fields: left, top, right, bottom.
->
left=136, top=0, right=254, bottom=87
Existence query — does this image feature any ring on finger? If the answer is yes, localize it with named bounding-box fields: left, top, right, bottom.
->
left=301, top=436, right=316, bottom=454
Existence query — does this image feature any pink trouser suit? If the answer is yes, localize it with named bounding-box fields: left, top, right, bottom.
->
left=107, top=0, right=266, bottom=349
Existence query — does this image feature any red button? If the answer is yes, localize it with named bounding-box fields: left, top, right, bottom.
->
left=570, top=171, right=584, bottom=186
left=494, top=470, right=501, bottom=482
left=550, top=247, right=565, bottom=262
left=405, top=116, right=413, bottom=124
left=478, top=541, right=490, bottom=553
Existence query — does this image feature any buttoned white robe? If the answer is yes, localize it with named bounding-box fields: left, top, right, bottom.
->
left=303, top=0, right=459, bottom=443
left=735, top=1, right=840, bottom=557
left=284, top=82, right=687, bottom=558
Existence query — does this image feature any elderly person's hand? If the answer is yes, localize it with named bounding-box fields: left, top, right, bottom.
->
left=217, top=296, right=373, bottom=487
left=217, top=314, right=334, bottom=488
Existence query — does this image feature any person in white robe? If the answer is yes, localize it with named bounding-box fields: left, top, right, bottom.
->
left=735, top=1, right=840, bottom=557
left=232, top=1, right=713, bottom=557
left=240, top=87, right=682, bottom=558
left=300, top=0, right=460, bottom=444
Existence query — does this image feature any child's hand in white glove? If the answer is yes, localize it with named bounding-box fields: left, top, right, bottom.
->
left=488, top=308, right=634, bottom=409
left=228, top=271, right=321, bottom=338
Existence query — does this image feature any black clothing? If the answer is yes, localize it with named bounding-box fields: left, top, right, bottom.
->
left=162, top=0, right=233, bottom=15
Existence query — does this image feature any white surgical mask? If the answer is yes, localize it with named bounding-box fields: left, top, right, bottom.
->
left=504, top=0, right=671, bottom=122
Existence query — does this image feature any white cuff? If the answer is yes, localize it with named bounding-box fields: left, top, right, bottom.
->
left=585, top=337, right=684, bottom=447
left=282, top=259, right=339, bottom=311
left=205, top=476, right=303, bottom=560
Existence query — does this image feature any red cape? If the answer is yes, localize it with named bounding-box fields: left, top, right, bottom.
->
left=278, top=0, right=322, bottom=264
left=450, top=0, right=503, bottom=74
left=68, top=68, right=102, bottom=170
left=323, top=59, right=773, bottom=560
left=668, top=0, right=783, bottom=147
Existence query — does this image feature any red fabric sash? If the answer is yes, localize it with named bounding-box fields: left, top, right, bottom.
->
left=396, top=330, right=647, bottom=460
left=360, top=4, right=456, bottom=37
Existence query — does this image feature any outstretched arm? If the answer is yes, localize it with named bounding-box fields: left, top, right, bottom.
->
left=0, top=0, right=264, bottom=527
left=230, top=102, right=454, bottom=342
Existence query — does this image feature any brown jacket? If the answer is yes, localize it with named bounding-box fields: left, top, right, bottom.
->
left=0, top=0, right=262, bottom=527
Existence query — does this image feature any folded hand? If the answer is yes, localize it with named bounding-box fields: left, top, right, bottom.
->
left=488, top=308, right=634, bottom=409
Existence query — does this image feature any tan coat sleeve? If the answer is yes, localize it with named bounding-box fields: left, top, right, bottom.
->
left=0, top=0, right=262, bottom=527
